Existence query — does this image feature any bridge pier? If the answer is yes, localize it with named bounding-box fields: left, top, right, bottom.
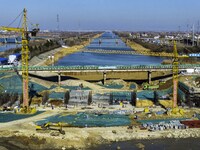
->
left=103, top=72, right=107, bottom=85
left=148, top=71, right=152, bottom=84
left=58, top=72, right=61, bottom=86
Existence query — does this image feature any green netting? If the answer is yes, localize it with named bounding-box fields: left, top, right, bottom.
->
left=36, top=112, right=131, bottom=127
left=157, top=88, right=172, bottom=98
left=49, top=92, right=64, bottom=100
left=137, top=88, right=172, bottom=100
left=179, top=82, right=190, bottom=91
left=98, top=83, right=124, bottom=89
left=178, top=89, right=186, bottom=102
left=112, top=92, right=131, bottom=100
left=0, top=73, right=8, bottom=78
left=94, top=88, right=172, bottom=102
left=30, top=82, right=48, bottom=92
left=0, top=73, right=48, bottom=94
left=0, top=73, right=22, bottom=93
left=130, top=83, right=136, bottom=89
left=49, top=85, right=58, bottom=90
left=49, top=85, right=90, bottom=90
left=137, top=90, right=154, bottom=100
left=0, top=111, right=44, bottom=123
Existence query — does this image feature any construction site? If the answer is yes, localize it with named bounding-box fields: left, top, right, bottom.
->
left=0, top=8, right=200, bottom=150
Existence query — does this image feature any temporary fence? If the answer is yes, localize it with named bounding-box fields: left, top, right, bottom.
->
left=69, top=90, right=90, bottom=104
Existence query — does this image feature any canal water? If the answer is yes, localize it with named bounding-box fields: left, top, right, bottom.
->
left=55, top=32, right=164, bottom=66
left=0, top=44, right=21, bottom=52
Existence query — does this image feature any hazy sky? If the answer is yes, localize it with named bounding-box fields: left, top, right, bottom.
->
left=0, top=0, right=200, bottom=31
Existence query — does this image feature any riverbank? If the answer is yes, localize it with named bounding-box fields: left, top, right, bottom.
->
left=29, top=34, right=101, bottom=66
left=124, top=39, right=175, bottom=57
left=1, top=106, right=200, bottom=150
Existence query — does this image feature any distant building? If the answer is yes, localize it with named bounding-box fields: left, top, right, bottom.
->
left=154, top=35, right=160, bottom=40
left=165, top=35, right=174, bottom=40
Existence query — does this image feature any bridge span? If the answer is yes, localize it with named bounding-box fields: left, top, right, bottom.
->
left=0, top=64, right=199, bottom=72
left=1, top=64, right=199, bottom=84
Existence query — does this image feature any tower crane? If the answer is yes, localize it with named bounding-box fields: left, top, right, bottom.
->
left=172, top=41, right=179, bottom=108
left=0, top=8, right=39, bottom=112
left=124, top=39, right=187, bottom=108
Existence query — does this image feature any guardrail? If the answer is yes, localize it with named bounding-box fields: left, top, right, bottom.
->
left=1, top=64, right=200, bottom=72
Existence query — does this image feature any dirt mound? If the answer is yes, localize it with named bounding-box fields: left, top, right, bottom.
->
left=61, top=79, right=105, bottom=91
left=159, top=79, right=172, bottom=90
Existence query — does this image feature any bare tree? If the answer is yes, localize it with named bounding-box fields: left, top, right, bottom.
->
left=131, top=91, right=137, bottom=106
left=64, top=91, right=70, bottom=105
left=109, top=93, right=113, bottom=105
left=88, top=91, right=92, bottom=105
left=42, top=91, right=49, bottom=105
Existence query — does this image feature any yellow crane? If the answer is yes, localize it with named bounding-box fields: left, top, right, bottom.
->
left=126, top=39, right=186, bottom=108
left=0, top=8, right=39, bottom=112
left=172, top=41, right=179, bottom=108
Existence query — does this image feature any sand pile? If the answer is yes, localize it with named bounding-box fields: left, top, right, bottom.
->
left=136, top=100, right=154, bottom=107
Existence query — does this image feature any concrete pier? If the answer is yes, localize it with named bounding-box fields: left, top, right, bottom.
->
left=103, top=72, right=107, bottom=85
left=148, top=71, right=152, bottom=84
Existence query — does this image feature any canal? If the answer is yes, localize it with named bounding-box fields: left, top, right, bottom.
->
left=0, top=32, right=164, bottom=66
left=55, top=32, right=164, bottom=66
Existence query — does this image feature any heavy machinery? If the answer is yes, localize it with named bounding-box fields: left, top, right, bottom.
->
left=36, top=122, right=65, bottom=135
left=125, top=39, right=186, bottom=108
left=142, top=41, right=180, bottom=108
left=0, top=8, right=39, bottom=113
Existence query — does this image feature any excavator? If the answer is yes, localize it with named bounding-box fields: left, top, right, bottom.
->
left=36, top=122, right=65, bottom=135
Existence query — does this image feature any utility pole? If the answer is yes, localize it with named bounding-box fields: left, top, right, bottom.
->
left=187, top=24, right=189, bottom=46
left=197, top=21, right=200, bottom=46
left=178, top=26, right=181, bottom=43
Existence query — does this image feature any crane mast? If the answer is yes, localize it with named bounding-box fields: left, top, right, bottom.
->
left=21, top=8, right=29, bottom=108
left=172, top=41, right=178, bottom=108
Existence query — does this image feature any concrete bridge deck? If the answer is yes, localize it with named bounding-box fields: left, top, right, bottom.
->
left=1, top=64, right=198, bottom=82
left=0, top=64, right=199, bottom=72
